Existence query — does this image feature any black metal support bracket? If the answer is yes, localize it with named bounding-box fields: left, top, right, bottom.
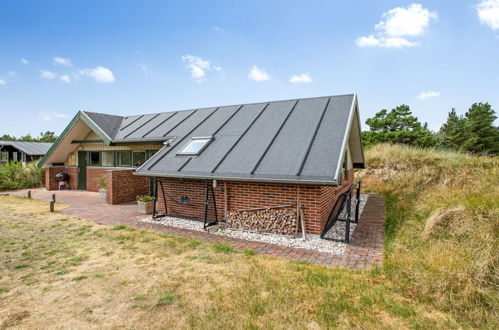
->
left=203, top=180, right=218, bottom=229
left=152, top=177, right=168, bottom=219
left=320, top=181, right=361, bottom=243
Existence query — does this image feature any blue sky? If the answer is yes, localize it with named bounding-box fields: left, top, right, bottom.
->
left=0, top=0, right=498, bottom=136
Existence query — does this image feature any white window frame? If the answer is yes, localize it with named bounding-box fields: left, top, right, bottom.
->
left=177, top=137, right=213, bottom=156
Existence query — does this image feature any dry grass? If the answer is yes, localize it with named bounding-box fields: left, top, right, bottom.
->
left=0, top=195, right=462, bottom=329
left=359, top=144, right=498, bottom=327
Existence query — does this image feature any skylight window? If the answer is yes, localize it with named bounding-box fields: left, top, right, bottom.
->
left=177, top=137, right=212, bottom=156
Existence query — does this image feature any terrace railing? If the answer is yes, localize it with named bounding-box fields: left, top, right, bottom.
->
left=320, top=181, right=361, bottom=243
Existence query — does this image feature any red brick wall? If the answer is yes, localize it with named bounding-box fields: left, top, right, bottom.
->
left=154, top=177, right=354, bottom=235
left=86, top=167, right=109, bottom=192
left=319, top=170, right=354, bottom=232
left=45, top=166, right=77, bottom=190
left=155, top=178, right=221, bottom=221
left=107, top=170, right=150, bottom=205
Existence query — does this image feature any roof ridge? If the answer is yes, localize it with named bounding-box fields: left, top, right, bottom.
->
left=78, top=93, right=355, bottom=119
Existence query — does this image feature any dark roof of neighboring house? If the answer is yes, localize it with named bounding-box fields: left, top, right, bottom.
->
left=0, top=141, right=53, bottom=156
left=40, top=94, right=364, bottom=185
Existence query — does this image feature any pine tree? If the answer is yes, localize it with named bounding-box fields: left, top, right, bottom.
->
left=363, top=105, right=435, bottom=147
left=461, top=103, right=499, bottom=155
left=437, top=108, right=465, bottom=150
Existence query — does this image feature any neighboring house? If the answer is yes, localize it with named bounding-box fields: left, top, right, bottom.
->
left=39, top=94, right=365, bottom=236
left=0, top=141, right=53, bottom=166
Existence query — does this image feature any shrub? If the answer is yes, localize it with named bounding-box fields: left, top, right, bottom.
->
left=95, top=174, right=108, bottom=190
left=136, top=195, right=155, bottom=202
left=0, top=162, right=45, bottom=191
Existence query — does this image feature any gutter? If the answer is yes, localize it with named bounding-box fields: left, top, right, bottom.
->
left=133, top=170, right=339, bottom=186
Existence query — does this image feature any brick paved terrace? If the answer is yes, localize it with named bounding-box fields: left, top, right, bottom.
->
left=2, top=188, right=385, bottom=268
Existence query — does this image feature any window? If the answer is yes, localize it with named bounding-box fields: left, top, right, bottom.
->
left=117, top=151, right=131, bottom=167
left=146, top=150, right=157, bottom=160
left=132, top=151, right=146, bottom=167
left=177, top=137, right=212, bottom=156
left=13, top=152, right=18, bottom=162
left=89, top=151, right=101, bottom=166
left=1, top=152, right=7, bottom=162
left=101, top=151, right=113, bottom=167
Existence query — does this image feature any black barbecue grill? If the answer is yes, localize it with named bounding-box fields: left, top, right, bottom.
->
left=55, top=172, right=70, bottom=190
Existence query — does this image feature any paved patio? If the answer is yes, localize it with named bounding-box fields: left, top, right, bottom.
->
left=3, top=188, right=385, bottom=268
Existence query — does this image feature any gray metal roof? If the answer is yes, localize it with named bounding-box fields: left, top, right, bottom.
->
left=130, top=94, right=360, bottom=185
left=0, top=141, right=53, bottom=155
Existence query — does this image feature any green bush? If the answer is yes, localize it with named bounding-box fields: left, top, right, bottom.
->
left=0, top=162, right=45, bottom=191
left=136, top=195, right=155, bottom=202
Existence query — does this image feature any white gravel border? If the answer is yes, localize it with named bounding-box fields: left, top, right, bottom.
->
left=141, top=194, right=369, bottom=255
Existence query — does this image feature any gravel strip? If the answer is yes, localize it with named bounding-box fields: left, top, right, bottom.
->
left=141, top=194, right=369, bottom=255
left=322, top=194, right=369, bottom=241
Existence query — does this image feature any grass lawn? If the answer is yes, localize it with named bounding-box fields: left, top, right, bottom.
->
left=0, top=195, right=458, bottom=329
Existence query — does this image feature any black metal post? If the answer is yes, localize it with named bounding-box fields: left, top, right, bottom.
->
left=203, top=180, right=209, bottom=229
left=158, top=180, right=167, bottom=215
left=345, top=193, right=351, bottom=243
left=210, top=180, right=218, bottom=223
left=152, top=177, right=158, bottom=218
left=355, top=182, right=361, bottom=223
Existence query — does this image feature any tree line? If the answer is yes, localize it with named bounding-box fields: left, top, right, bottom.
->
left=0, top=131, right=58, bottom=143
left=362, top=102, right=498, bottom=155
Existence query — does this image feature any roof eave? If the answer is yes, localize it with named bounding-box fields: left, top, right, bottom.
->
left=38, top=111, right=114, bottom=168
left=134, top=170, right=339, bottom=186
left=332, top=93, right=358, bottom=182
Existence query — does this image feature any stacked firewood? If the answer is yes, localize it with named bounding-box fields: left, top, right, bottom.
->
left=227, top=207, right=297, bottom=236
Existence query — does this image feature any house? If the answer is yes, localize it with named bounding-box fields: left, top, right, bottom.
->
left=39, top=94, right=365, bottom=236
left=0, top=141, right=53, bottom=166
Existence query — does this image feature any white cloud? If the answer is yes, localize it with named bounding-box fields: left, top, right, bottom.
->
left=139, top=64, right=149, bottom=72
left=248, top=65, right=270, bottom=81
left=476, top=0, right=499, bottom=30
left=417, top=90, right=441, bottom=100
left=356, top=3, right=436, bottom=48
left=181, top=55, right=220, bottom=82
left=356, top=35, right=382, bottom=47
left=40, top=111, right=69, bottom=122
left=53, top=56, right=73, bottom=67
left=375, top=3, right=437, bottom=37
left=0, top=79, right=6, bottom=85
left=79, top=66, right=115, bottom=83
left=356, top=35, right=419, bottom=48
left=20, top=58, right=28, bottom=64
left=41, top=70, right=57, bottom=79
left=60, top=75, right=71, bottom=83
left=290, top=73, right=312, bottom=83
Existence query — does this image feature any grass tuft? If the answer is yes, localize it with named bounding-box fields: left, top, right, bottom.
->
left=72, top=275, right=88, bottom=281
left=212, top=243, right=236, bottom=254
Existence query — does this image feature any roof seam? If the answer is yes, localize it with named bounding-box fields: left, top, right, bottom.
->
left=142, top=112, right=177, bottom=138
left=296, top=96, right=331, bottom=176
left=250, top=99, right=299, bottom=175
left=120, top=115, right=143, bottom=131
left=211, top=102, right=270, bottom=174
left=162, top=110, right=197, bottom=137
left=146, top=107, right=220, bottom=170
left=211, top=104, right=244, bottom=136
left=177, top=157, right=192, bottom=171
left=123, top=113, right=160, bottom=139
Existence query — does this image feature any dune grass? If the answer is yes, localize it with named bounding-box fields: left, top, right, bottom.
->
left=359, top=144, right=498, bottom=327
